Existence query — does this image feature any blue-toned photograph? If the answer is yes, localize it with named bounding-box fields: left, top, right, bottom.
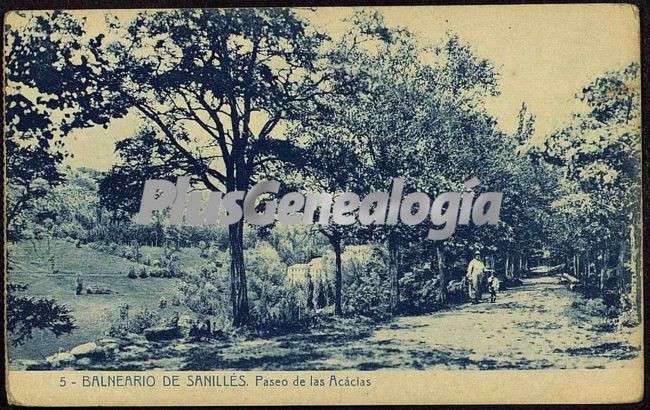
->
left=4, top=6, right=642, bottom=374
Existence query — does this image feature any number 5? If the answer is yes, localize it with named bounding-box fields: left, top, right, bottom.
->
left=59, top=377, right=66, bottom=387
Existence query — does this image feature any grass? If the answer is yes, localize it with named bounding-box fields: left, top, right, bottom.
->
left=8, top=239, right=148, bottom=275
left=140, top=245, right=209, bottom=269
left=7, top=239, right=196, bottom=362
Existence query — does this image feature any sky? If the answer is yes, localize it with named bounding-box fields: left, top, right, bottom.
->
left=57, top=4, right=641, bottom=171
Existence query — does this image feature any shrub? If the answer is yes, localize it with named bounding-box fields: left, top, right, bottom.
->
left=343, top=269, right=391, bottom=320
left=138, top=267, right=148, bottom=279
left=246, top=242, right=294, bottom=327
left=398, top=267, right=443, bottom=315
left=127, top=265, right=137, bottom=279
left=105, top=306, right=160, bottom=337
left=178, top=260, right=231, bottom=326
left=148, top=267, right=165, bottom=278
left=123, top=240, right=142, bottom=261
left=108, top=242, right=119, bottom=254
left=198, top=241, right=210, bottom=258
left=118, top=303, right=129, bottom=321
left=159, top=246, right=184, bottom=277
left=326, top=246, right=392, bottom=320
left=7, top=283, right=76, bottom=346
left=275, top=285, right=305, bottom=326
left=130, top=308, right=160, bottom=333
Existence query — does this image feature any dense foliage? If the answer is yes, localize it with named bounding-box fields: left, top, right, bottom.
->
left=7, top=283, right=76, bottom=345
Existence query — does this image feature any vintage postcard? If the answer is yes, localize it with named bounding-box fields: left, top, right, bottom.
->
left=3, top=3, right=644, bottom=406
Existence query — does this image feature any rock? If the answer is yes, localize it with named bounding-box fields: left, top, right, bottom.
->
left=71, top=342, right=97, bottom=356
left=76, top=357, right=92, bottom=367
left=171, top=342, right=191, bottom=352
left=122, top=345, right=150, bottom=360
left=98, top=342, right=120, bottom=357
left=97, top=337, right=119, bottom=345
left=124, top=345, right=149, bottom=354
left=144, top=326, right=182, bottom=341
left=103, top=342, right=120, bottom=351
left=70, top=342, right=105, bottom=360
left=123, top=333, right=150, bottom=346
left=120, top=345, right=150, bottom=361
left=46, top=352, right=74, bottom=367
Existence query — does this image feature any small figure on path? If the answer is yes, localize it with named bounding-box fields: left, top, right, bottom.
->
left=466, top=250, right=485, bottom=304
left=487, top=271, right=499, bottom=303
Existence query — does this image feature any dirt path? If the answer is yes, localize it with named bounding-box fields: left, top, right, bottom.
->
left=15, top=275, right=641, bottom=371
left=183, top=276, right=641, bottom=371
left=340, top=276, right=643, bottom=370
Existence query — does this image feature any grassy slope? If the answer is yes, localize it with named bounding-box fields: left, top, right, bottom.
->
left=8, top=239, right=148, bottom=275
left=140, top=245, right=208, bottom=269
left=7, top=239, right=194, bottom=361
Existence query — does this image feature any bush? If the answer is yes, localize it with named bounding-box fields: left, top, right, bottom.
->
left=108, top=242, right=119, bottom=254
left=271, top=285, right=304, bottom=326
left=7, top=283, right=76, bottom=346
left=122, top=241, right=142, bottom=261
left=139, top=267, right=148, bottom=279
left=338, top=246, right=391, bottom=320
left=246, top=242, right=298, bottom=327
left=105, top=306, right=160, bottom=337
left=148, top=267, right=166, bottom=278
left=159, top=246, right=184, bottom=277
left=178, top=261, right=231, bottom=326
left=343, top=268, right=391, bottom=320
left=130, top=308, right=160, bottom=333
left=398, top=267, right=443, bottom=314
left=127, top=265, right=137, bottom=279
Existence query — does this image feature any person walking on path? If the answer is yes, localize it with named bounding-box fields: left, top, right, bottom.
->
left=466, top=250, right=486, bottom=304
left=487, top=271, right=500, bottom=303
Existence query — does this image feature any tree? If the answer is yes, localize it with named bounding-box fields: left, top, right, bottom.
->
left=5, top=13, right=73, bottom=238
left=296, top=118, right=365, bottom=316
left=7, top=283, right=76, bottom=346
left=300, top=11, right=503, bottom=312
left=83, top=9, right=330, bottom=326
left=526, top=63, right=641, bottom=322
left=5, top=11, right=128, bottom=240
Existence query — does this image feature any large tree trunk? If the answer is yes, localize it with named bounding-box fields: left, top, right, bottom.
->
left=436, top=244, right=446, bottom=303
left=229, top=220, right=249, bottom=327
left=331, top=233, right=343, bottom=317
left=388, top=234, right=400, bottom=313
left=599, top=248, right=606, bottom=292
left=629, top=221, right=642, bottom=324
